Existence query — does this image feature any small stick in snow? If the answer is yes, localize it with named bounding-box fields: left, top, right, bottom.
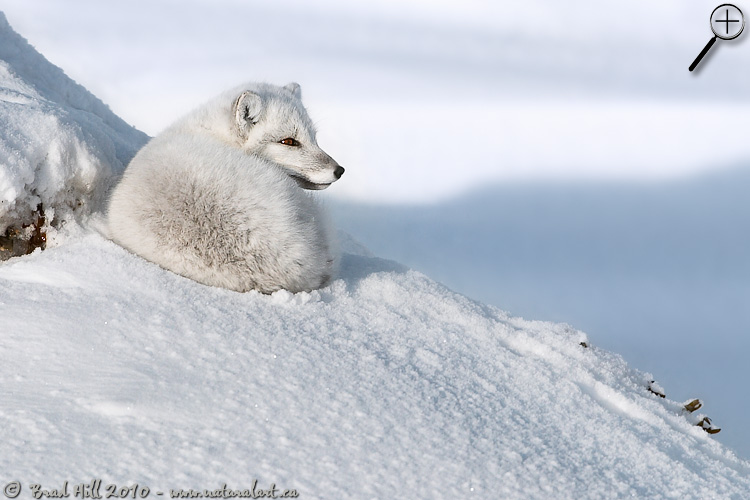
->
left=647, top=380, right=666, bottom=398
left=697, top=416, right=721, bottom=434
left=683, top=399, right=703, bottom=413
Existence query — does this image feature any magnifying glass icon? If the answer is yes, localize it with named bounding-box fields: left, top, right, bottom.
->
left=689, top=4, right=745, bottom=72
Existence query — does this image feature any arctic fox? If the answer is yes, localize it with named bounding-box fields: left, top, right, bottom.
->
left=107, top=82, right=344, bottom=293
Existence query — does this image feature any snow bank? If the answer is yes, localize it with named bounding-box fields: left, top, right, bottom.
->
left=2, top=232, right=750, bottom=499
left=1, top=12, right=749, bottom=500
left=0, top=11, right=147, bottom=252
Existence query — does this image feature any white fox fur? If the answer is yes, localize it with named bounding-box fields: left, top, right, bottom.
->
left=107, top=82, right=344, bottom=293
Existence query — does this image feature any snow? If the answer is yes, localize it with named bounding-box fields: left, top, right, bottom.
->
left=2, top=10, right=750, bottom=500
left=4, top=229, right=750, bottom=499
left=0, top=12, right=147, bottom=237
left=330, top=171, right=750, bottom=458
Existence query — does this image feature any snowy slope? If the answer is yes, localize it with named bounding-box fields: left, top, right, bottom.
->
left=1, top=11, right=750, bottom=500
left=3, top=230, right=750, bottom=499
left=0, top=12, right=147, bottom=238
left=330, top=173, right=750, bottom=458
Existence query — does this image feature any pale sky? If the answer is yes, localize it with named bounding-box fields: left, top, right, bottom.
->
left=2, top=0, right=748, bottom=202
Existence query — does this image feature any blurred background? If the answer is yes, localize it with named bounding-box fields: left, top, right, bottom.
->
left=3, top=0, right=750, bottom=458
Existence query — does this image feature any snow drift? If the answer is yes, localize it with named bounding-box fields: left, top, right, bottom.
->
left=0, top=11, right=147, bottom=255
left=3, top=233, right=750, bottom=499
left=1, top=12, right=749, bottom=500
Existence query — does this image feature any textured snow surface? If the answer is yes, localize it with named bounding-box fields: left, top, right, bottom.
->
left=2, top=230, right=750, bottom=499
left=0, top=11, right=147, bottom=233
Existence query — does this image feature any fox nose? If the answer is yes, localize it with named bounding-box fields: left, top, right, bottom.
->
left=334, top=166, right=345, bottom=179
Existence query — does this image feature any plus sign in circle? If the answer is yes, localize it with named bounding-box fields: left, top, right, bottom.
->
left=710, top=4, right=744, bottom=40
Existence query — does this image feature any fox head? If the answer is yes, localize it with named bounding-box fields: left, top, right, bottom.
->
left=232, top=82, right=344, bottom=190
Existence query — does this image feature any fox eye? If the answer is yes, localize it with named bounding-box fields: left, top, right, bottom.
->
left=279, top=138, right=300, bottom=147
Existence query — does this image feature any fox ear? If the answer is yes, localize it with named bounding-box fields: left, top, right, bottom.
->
left=234, top=91, right=263, bottom=138
left=284, top=82, right=301, bottom=99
